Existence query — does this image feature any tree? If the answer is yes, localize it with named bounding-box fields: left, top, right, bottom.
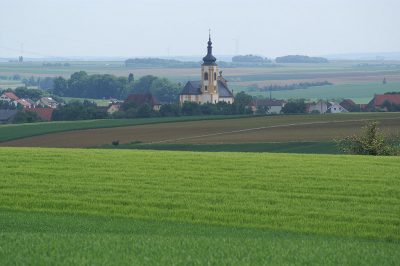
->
left=128, top=73, right=134, bottom=83
left=181, top=102, right=201, bottom=116
left=233, top=92, right=252, bottom=114
left=53, top=77, right=68, bottom=96
left=160, top=104, right=181, bottom=117
left=14, top=87, right=44, bottom=101
left=281, top=99, right=306, bottom=114
left=136, top=103, right=153, bottom=118
left=13, top=111, right=41, bottom=123
left=336, top=121, right=397, bottom=155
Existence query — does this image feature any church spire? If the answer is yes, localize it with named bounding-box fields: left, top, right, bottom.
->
left=203, top=30, right=217, bottom=65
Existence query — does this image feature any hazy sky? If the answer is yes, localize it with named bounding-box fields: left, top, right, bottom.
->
left=0, top=0, right=399, bottom=58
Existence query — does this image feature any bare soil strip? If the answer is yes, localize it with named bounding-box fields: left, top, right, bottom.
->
left=1, top=115, right=399, bottom=148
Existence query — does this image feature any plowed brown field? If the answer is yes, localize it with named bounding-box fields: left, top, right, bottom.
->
left=2, top=114, right=399, bottom=148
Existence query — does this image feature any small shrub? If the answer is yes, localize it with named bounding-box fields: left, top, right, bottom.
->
left=336, top=121, right=398, bottom=156
left=112, top=140, right=119, bottom=146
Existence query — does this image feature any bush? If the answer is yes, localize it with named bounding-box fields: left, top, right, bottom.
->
left=112, top=140, right=119, bottom=146
left=336, top=121, right=399, bottom=156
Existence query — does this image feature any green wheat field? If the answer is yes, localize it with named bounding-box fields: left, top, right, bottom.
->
left=0, top=148, right=399, bottom=265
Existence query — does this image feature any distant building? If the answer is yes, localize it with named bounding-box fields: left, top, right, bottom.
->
left=29, top=108, right=54, bottom=121
left=124, top=93, right=162, bottom=111
left=36, top=97, right=59, bottom=109
left=368, top=94, right=400, bottom=111
left=307, top=100, right=328, bottom=113
left=107, top=103, right=121, bottom=114
left=180, top=34, right=234, bottom=105
left=16, top=99, right=33, bottom=109
left=340, top=99, right=357, bottom=111
left=0, top=92, right=19, bottom=103
left=328, top=101, right=348, bottom=113
left=307, top=100, right=347, bottom=113
left=251, top=99, right=286, bottom=114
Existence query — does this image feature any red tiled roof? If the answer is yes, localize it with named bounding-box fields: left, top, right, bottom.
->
left=17, top=99, right=32, bottom=108
left=2, top=92, right=19, bottom=101
left=29, top=108, right=54, bottom=121
left=371, top=94, right=400, bottom=106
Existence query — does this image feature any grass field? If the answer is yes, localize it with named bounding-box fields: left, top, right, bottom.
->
left=61, top=97, right=113, bottom=106
left=0, top=115, right=247, bottom=143
left=0, top=148, right=399, bottom=264
left=101, top=141, right=341, bottom=154
left=2, top=113, right=399, bottom=148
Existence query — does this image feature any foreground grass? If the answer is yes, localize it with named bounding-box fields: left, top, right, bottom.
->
left=101, top=141, right=341, bottom=154
left=0, top=115, right=247, bottom=143
left=1, top=210, right=399, bottom=265
left=0, top=148, right=399, bottom=264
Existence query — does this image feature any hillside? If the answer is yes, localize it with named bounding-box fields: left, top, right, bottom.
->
left=2, top=113, right=399, bottom=148
left=0, top=148, right=399, bottom=264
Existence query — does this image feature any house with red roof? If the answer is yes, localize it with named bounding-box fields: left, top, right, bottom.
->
left=0, top=92, right=19, bottom=105
left=16, top=99, right=33, bottom=109
left=124, top=93, right=162, bottom=111
left=368, top=94, right=400, bottom=111
left=28, top=108, right=54, bottom=121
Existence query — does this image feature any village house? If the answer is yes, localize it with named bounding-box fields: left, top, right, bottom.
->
left=327, top=101, right=348, bottom=113
left=307, top=100, right=347, bottom=113
left=16, top=99, right=34, bottom=109
left=0, top=92, right=19, bottom=106
left=36, top=97, right=59, bottom=109
left=29, top=107, right=54, bottom=121
left=180, top=34, right=234, bottom=105
left=340, top=99, right=357, bottom=111
left=368, top=94, right=400, bottom=111
left=107, top=103, right=121, bottom=114
left=124, top=92, right=162, bottom=111
left=307, top=100, right=328, bottom=113
left=251, top=99, right=286, bottom=114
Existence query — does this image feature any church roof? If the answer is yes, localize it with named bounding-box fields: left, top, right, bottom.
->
left=180, top=80, right=233, bottom=98
left=180, top=81, right=202, bottom=95
left=202, top=35, right=217, bottom=65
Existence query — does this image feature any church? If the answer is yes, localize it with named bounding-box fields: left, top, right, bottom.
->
left=179, top=34, right=234, bottom=105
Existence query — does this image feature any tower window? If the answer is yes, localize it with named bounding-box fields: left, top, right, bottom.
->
left=204, top=72, right=208, bottom=80
left=205, top=86, right=208, bottom=91
left=214, top=72, right=216, bottom=80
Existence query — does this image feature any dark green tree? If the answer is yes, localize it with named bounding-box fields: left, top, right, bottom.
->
left=281, top=99, right=307, bottom=114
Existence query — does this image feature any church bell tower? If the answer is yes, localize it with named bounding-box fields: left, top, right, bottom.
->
left=201, top=31, right=219, bottom=103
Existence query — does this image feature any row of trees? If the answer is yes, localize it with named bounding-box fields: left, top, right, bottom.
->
left=52, top=72, right=181, bottom=103
left=275, top=55, right=328, bottom=63
left=113, top=92, right=253, bottom=119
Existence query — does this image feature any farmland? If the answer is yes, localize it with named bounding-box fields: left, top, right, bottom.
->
left=1, top=60, right=400, bottom=103
left=2, top=113, right=399, bottom=148
left=0, top=115, right=246, bottom=143
left=0, top=148, right=399, bottom=264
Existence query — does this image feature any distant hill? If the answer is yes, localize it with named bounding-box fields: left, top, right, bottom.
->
left=324, top=52, right=400, bottom=61
left=275, top=55, right=328, bottom=63
left=124, top=58, right=199, bottom=68
left=232, top=55, right=272, bottom=63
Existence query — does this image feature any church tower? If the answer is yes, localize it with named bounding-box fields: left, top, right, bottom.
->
left=201, top=32, right=219, bottom=103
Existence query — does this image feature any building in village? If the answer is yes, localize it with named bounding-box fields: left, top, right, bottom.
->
left=368, top=94, right=400, bottom=111
left=251, top=99, right=286, bottom=114
left=124, top=92, right=162, bottom=111
left=180, top=34, right=234, bottom=105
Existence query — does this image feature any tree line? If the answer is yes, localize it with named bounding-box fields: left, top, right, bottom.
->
left=52, top=72, right=181, bottom=103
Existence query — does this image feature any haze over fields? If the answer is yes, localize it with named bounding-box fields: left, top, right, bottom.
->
left=0, top=0, right=399, bottom=59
